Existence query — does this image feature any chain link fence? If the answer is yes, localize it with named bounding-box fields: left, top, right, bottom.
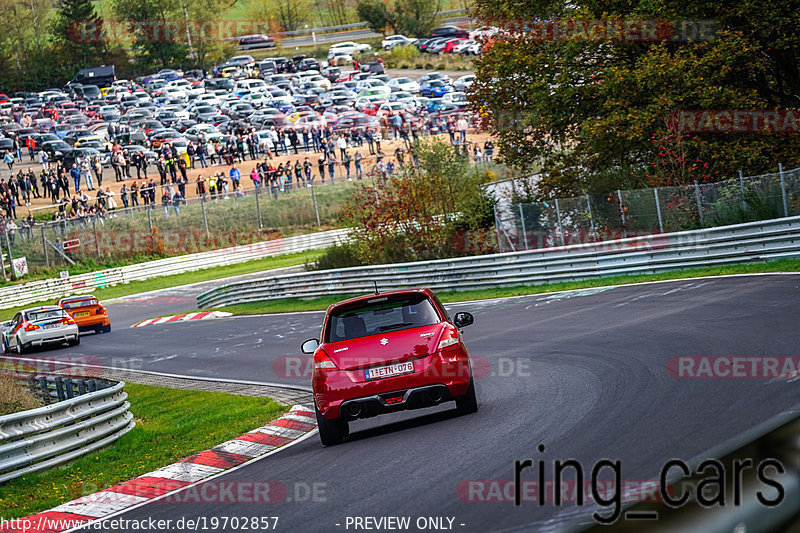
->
left=496, top=165, right=800, bottom=252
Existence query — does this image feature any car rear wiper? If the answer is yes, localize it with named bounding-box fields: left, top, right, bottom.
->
left=379, top=322, right=414, bottom=331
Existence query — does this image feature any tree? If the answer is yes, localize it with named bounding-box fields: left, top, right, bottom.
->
left=471, top=0, right=800, bottom=197
left=356, top=0, right=392, bottom=34
left=393, top=0, right=440, bottom=38
left=52, top=0, right=107, bottom=68
left=113, top=0, right=188, bottom=70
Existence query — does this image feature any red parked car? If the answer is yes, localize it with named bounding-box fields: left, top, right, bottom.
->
left=302, top=288, right=477, bottom=445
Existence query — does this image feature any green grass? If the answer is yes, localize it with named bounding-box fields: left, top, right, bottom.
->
left=0, top=249, right=322, bottom=321
left=0, top=383, right=287, bottom=519
left=200, top=257, right=800, bottom=315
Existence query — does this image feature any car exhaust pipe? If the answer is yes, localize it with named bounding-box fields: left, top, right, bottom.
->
left=346, top=403, right=362, bottom=418
left=429, top=388, right=444, bottom=404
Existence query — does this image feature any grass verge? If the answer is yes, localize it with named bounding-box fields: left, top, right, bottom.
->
left=0, top=376, right=42, bottom=416
left=201, top=258, right=800, bottom=315
left=0, top=249, right=322, bottom=321
left=0, top=383, right=287, bottom=520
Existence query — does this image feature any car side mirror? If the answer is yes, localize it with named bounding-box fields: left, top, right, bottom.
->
left=453, top=312, right=473, bottom=328
left=301, top=338, right=319, bottom=354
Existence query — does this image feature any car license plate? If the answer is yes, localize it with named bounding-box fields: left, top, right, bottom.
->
left=42, top=324, right=60, bottom=330
left=365, top=361, right=414, bottom=381
left=74, top=311, right=90, bottom=317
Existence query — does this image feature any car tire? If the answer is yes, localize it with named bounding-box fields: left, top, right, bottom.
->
left=68, top=336, right=80, bottom=346
left=102, top=324, right=111, bottom=333
left=315, top=402, right=348, bottom=446
left=15, top=337, right=25, bottom=354
left=455, top=375, right=478, bottom=415
left=2, top=337, right=9, bottom=353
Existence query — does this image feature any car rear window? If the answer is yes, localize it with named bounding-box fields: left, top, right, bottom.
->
left=61, top=298, right=98, bottom=309
left=326, top=294, right=441, bottom=342
left=27, top=309, right=67, bottom=322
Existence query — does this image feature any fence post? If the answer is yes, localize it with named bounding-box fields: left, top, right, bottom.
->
left=654, top=187, right=664, bottom=233
left=146, top=207, right=156, bottom=252
left=310, top=182, right=321, bottom=226
left=4, top=224, right=14, bottom=280
left=554, top=198, right=565, bottom=247
left=493, top=203, right=503, bottom=251
left=255, top=183, right=264, bottom=229
left=694, top=180, right=704, bottom=226
left=518, top=203, right=528, bottom=250
left=41, top=224, right=49, bottom=268
left=586, top=194, right=595, bottom=234
left=91, top=215, right=101, bottom=259
left=617, top=189, right=627, bottom=238
left=739, top=170, right=746, bottom=210
left=779, top=163, right=789, bottom=217
left=200, top=195, right=209, bottom=237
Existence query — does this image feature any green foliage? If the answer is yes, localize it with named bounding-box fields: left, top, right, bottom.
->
left=392, top=0, right=440, bottom=37
left=310, top=240, right=365, bottom=270
left=356, top=0, right=392, bottom=34
left=390, top=43, right=420, bottom=60
left=340, top=140, right=498, bottom=265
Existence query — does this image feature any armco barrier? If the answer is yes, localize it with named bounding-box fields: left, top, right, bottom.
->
left=197, top=216, right=800, bottom=308
left=0, top=380, right=133, bottom=483
left=0, top=228, right=349, bottom=310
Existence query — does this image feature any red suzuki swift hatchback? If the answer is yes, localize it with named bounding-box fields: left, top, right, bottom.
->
left=302, top=288, right=477, bottom=445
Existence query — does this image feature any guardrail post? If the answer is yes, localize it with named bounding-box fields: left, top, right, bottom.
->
left=694, top=180, right=704, bottom=226
left=586, top=194, right=595, bottom=234
left=654, top=188, right=664, bottom=232
left=41, top=225, right=49, bottom=268
left=54, top=376, right=65, bottom=402
left=617, top=189, right=627, bottom=238
left=518, top=204, right=528, bottom=250
left=38, top=376, right=49, bottom=404
left=64, top=378, right=74, bottom=399
left=554, top=198, right=565, bottom=247
left=310, top=183, right=321, bottom=226
left=739, top=170, right=746, bottom=210
left=77, top=379, right=87, bottom=396
left=200, top=195, right=209, bottom=237
left=255, top=184, right=263, bottom=230
left=779, top=163, right=789, bottom=217
left=88, top=380, right=97, bottom=392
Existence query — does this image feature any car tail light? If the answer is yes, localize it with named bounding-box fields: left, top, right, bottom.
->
left=96, top=307, right=105, bottom=314
left=24, top=322, right=39, bottom=331
left=60, top=317, right=75, bottom=325
left=313, top=350, right=339, bottom=371
left=438, top=328, right=460, bottom=351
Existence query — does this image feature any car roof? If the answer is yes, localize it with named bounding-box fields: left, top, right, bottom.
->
left=59, top=294, right=98, bottom=302
left=325, top=288, right=435, bottom=314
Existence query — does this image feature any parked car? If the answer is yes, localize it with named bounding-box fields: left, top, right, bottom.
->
left=239, top=34, right=276, bottom=50
left=381, top=35, right=416, bottom=50
left=302, top=288, right=477, bottom=445
left=2, top=306, right=80, bottom=353
left=58, top=295, right=111, bottom=333
left=431, top=25, right=469, bottom=38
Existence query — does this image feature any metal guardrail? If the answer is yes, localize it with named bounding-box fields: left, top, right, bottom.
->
left=0, top=228, right=349, bottom=310
left=0, top=380, right=133, bottom=483
left=197, top=216, right=800, bottom=308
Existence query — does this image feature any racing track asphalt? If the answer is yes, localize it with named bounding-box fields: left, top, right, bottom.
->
left=14, top=274, right=800, bottom=532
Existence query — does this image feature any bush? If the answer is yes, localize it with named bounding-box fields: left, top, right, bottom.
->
left=391, top=44, right=420, bottom=61
left=310, top=241, right=365, bottom=270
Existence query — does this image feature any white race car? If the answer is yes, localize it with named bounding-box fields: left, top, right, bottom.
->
left=2, top=306, right=80, bottom=353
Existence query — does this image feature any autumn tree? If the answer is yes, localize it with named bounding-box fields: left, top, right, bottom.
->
left=471, top=0, right=800, bottom=197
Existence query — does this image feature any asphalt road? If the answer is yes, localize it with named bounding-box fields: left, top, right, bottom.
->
left=27, top=273, right=796, bottom=532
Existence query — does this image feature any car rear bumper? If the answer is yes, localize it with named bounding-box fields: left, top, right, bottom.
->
left=24, top=327, right=79, bottom=346
left=313, top=349, right=471, bottom=420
